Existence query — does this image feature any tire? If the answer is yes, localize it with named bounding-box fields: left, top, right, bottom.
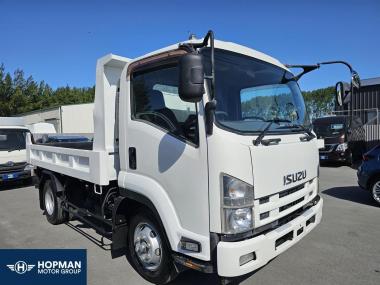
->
left=126, top=210, right=177, bottom=284
left=370, top=180, right=380, bottom=206
left=43, top=179, right=68, bottom=225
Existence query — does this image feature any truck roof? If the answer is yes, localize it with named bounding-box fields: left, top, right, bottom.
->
left=0, top=117, right=28, bottom=130
left=131, top=38, right=290, bottom=72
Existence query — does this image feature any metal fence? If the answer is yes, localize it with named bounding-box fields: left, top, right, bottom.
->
left=328, top=108, right=379, bottom=125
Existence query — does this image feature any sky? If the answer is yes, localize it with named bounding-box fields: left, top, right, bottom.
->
left=0, top=0, right=379, bottom=91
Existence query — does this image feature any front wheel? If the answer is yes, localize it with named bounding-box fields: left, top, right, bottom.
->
left=370, top=180, right=380, bottom=206
left=126, top=211, right=177, bottom=284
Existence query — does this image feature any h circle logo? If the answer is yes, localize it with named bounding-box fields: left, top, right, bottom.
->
left=15, top=261, right=28, bottom=274
left=6, top=261, right=35, bottom=274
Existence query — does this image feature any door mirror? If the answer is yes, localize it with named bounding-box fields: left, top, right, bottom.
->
left=178, top=53, right=204, bottom=102
left=351, top=70, right=361, bottom=89
left=335, top=81, right=350, bottom=106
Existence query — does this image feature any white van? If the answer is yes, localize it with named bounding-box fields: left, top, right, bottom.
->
left=0, top=117, right=33, bottom=183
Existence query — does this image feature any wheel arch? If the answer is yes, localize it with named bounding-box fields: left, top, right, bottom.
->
left=111, top=190, right=170, bottom=259
left=37, top=169, right=65, bottom=210
left=116, top=171, right=211, bottom=261
left=367, top=172, right=380, bottom=190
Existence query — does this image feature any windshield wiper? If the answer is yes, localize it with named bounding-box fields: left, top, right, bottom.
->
left=253, top=118, right=290, bottom=146
left=7, top=147, right=22, bottom=152
left=277, top=124, right=316, bottom=141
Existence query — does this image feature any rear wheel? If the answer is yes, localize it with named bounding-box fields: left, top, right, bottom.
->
left=370, top=180, right=380, bottom=206
left=43, top=179, right=68, bottom=224
left=126, top=211, right=177, bottom=284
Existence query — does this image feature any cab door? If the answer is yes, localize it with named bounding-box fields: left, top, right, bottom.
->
left=119, top=57, right=210, bottom=260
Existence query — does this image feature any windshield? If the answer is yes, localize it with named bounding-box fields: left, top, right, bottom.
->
left=202, top=49, right=310, bottom=133
left=313, top=119, right=346, bottom=137
left=0, top=129, right=28, bottom=151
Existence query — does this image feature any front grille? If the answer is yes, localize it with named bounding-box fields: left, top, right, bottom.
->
left=220, top=195, right=321, bottom=242
left=0, top=162, right=27, bottom=174
left=319, top=144, right=336, bottom=153
left=279, top=184, right=305, bottom=198
left=260, top=212, right=269, bottom=220
left=279, top=197, right=305, bottom=212
left=259, top=197, right=270, bottom=204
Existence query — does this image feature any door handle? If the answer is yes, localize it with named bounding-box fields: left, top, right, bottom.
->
left=129, top=147, right=137, bottom=170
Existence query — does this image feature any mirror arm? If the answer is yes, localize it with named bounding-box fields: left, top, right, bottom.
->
left=206, top=31, right=215, bottom=100
left=287, top=61, right=358, bottom=83
left=205, top=99, right=217, bottom=135
left=318, top=61, right=354, bottom=73
left=285, top=64, right=320, bottom=81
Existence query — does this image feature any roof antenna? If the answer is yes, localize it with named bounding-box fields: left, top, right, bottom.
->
left=188, top=32, right=197, bottom=40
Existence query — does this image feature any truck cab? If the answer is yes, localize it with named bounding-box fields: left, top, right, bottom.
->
left=28, top=34, right=325, bottom=283
left=0, top=117, right=33, bottom=183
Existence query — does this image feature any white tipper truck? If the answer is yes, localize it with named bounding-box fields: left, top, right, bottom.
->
left=0, top=117, right=33, bottom=183
left=26, top=31, right=360, bottom=284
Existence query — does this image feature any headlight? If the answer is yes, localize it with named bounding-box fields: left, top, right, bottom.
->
left=224, top=208, right=253, bottom=234
left=336, top=142, right=348, bottom=152
left=223, top=175, right=254, bottom=206
left=24, top=164, right=34, bottom=171
left=222, top=174, right=254, bottom=234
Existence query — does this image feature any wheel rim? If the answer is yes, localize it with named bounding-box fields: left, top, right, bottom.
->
left=372, top=181, right=380, bottom=203
left=44, top=184, right=55, bottom=216
left=133, top=222, right=162, bottom=271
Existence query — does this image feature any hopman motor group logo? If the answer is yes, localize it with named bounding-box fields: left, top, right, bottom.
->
left=6, top=261, right=35, bottom=274
left=0, top=249, right=86, bottom=285
left=6, top=260, right=82, bottom=275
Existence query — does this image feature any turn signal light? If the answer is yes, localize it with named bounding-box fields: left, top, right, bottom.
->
left=179, top=237, right=201, bottom=253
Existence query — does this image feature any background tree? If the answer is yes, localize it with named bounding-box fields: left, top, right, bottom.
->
left=0, top=63, right=335, bottom=120
left=302, top=86, right=336, bottom=120
left=0, top=63, right=94, bottom=116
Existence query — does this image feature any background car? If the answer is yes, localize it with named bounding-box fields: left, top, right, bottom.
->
left=357, top=145, right=380, bottom=205
left=313, top=116, right=352, bottom=164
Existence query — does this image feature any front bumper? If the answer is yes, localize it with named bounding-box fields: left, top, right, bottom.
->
left=319, top=150, right=350, bottom=162
left=217, top=197, right=323, bottom=277
left=0, top=170, right=31, bottom=182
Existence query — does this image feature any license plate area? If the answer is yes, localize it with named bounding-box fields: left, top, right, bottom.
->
left=1, top=172, right=19, bottom=180
left=320, top=155, right=328, bottom=160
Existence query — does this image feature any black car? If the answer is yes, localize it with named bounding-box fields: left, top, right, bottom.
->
left=313, top=116, right=352, bottom=164
left=357, top=145, right=380, bottom=206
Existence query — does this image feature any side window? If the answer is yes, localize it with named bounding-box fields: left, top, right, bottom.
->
left=131, top=64, right=199, bottom=145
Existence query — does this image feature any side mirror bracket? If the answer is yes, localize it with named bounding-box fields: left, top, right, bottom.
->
left=205, top=100, right=217, bottom=135
left=287, top=61, right=361, bottom=107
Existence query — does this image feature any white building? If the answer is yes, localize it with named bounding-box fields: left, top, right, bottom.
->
left=20, top=103, right=94, bottom=133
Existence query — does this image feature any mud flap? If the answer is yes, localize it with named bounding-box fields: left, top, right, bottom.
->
left=111, top=223, right=128, bottom=258
left=111, top=196, right=129, bottom=258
